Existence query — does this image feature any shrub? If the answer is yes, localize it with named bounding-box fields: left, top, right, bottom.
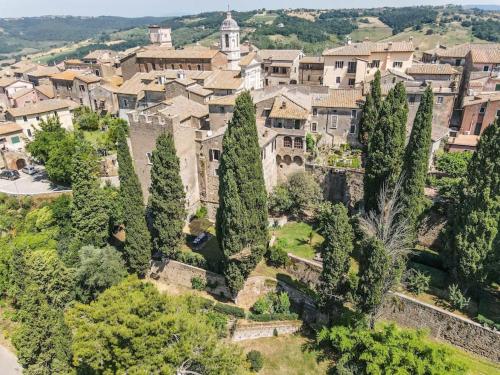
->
left=448, top=284, right=470, bottom=310
left=248, top=313, right=299, bottom=322
left=191, top=276, right=207, bottom=291
left=213, top=302, right=246, bottom=318
left=306, top=133, right=316, bottom=152
left=410, top=247, right=443, bottom=270
left=266, top=239, right=289, bottom=267
left=176, top=252, right=207, bottom=269
left=207, top=311, right=228, bottom=338
left=268, top=185, right=292, bottom=215
left=251, top=291, right=291, bottom=315
left=405, top=268, right=431, bottom=295
left=194, top=206, right=207, bottom=219
left=246, top=350, right=264, bottom=372
left=476, top=314, right=500, bottom=330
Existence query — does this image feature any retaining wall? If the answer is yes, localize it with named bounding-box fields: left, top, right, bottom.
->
left=232, top=320, right=302, bottom=341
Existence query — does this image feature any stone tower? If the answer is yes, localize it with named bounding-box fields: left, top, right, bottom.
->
left=148, top=25, right=172, bottom=48
left=220, top=11, right=241, bottom=70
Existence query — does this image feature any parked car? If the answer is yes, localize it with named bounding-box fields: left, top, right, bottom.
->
left=0, top=169, right=20, bottom=181
left=21, top=165, right=37, bottom=175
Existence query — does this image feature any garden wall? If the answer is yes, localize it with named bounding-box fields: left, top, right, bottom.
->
left=231, top=320, right=302, bottom=341
left=285, top=253, right=322, bottom=288
left=380, top=292, right=500, bottom=362
left=149, top=259, right=229, bottom=297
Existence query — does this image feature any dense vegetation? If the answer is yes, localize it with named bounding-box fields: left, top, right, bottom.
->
left=470, top=18, right=500, bottom=42
left=378, top=6, right=439, bottom=34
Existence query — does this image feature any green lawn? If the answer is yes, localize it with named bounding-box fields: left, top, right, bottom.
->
left=272, top=222, right=323, bottom=260
left=236, top=334, right=330, bottom=375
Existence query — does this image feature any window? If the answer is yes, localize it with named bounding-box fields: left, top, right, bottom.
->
left=146, top=152, right=153, bottom=165
left=335, top=61, right=344, bottom=69
left=474, top=122, right=482, bottom=135
left=336, top=77, right=341, bottom=84
left=311, top=122, right=317, bottom=132
left=79, top=85, right=85, bottom=92
left=188, top=65, right=192, bottom=70
left=294, top=137, right=303, bottom=149
left=23, top=116, right=27, bottom=122
left=313, top=108, right=318, bottom=116
left=329, top=114, right=338, bottom=129
left=10, top=136, right=20, bottom=144
left=393, top=61, right=403, bottom=68
left=437, top=96, right=444, bottom=105
left=283, top=136, right=292, bottom=148
left=294, top=120, right=301, bottom=129
left=123, top=99, right=129, bottom=107
left=197, top=64, right=202, bottom=70
left=27, top=129, right=32, bottom=137
left=479, top=106, right=486, bottom=114
left=495, top=84, right=500, bottom=91
left=347, top=61, right=357, bottom=73
left=455, top=59, right=461, bottom=66
left=370, top=60, right=380, bottom=68
left=214, top=169, right=219, bottom=176
left=483, top=65, right=489, bottom=72
left=36, top=116, right=40, bottom=121
left=225, top=34, right=229, bottom=48
left=496, top=109, right=500, bottom=118
left=261, top=147, right=266, bottom=160
left=348, top=78, right=355, bottom=86
left=351, top=109, right=357, bottom=118
left=95, top=70, right=100, bottom=76
left=272, top=67, right=279, bottom=74
left=349, top=124, right=356, bottom=134
left=275, top=121, right=283, bottom=128
left=409, top=95, right=416, bottom=105
left=209, top=149, right=220, bottom=162
left=171, top=64, right=175, bottom=69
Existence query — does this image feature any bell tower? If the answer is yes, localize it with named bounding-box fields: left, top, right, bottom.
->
left=220, top=10, right=241, bottom=70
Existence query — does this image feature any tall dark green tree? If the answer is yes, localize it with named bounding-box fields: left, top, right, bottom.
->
left=117, top=128, right=152, bottom=275
left=358, top=94, right=377, bottom=146
left=70, top=137, right=109, bottom=259
left=371, top=70, right=382, bottom=108
left=400, top=86, right=433, bottom=236
left=364, top=87, right=407, bottom=213
left=393, top=82, right=409, bottom=147
left=445, top=119, right=499, bottom=291
left=149, top=132, right=185, bottom=258
left=356, top=236, right=390, bottom=328
left=318, top=203, right=354, bottom=310
left=216, top=91, right=268, bottom=296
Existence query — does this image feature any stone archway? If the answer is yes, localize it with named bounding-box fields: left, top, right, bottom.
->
left=283, top=155, right=292, bottom=165
left=15, top=158, right=26, bottom=170
left=293, top=156, right=303, bottom=166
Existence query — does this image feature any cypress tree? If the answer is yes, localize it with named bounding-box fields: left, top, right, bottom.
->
left=71, top=137, right=109, bottom=255
left=393, top=82, right=409, bottom=151
left=445, top=119, right=499, bottom=291
left=400, top=86, right=433, bottom=235
left=117, top=128, right=152, bottom=275
left=358, top=94, right=377, bottom=146
left=371, top=70, right=382, bottom=109
left=149, top=132, right=186, bottom=258
left=216, top=91, right=268, bottom=296
left=318, top=203, right=354, bottom=310
left=364, top=87, right=407, bottom=213
left=356, top=237, right=390, bottom=328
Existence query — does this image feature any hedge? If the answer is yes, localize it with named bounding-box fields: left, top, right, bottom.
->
left=214, top=302, right=246, bottom=318
left=248, top=313, right=299, bottom=322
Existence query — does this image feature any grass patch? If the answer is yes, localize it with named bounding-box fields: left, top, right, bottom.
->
left=236, top=334, right=330, bottom=375
left=408, top=261, right=448, bottom=290
left=349, top=26, right=393, bottom=42
left=272, top=222, right=323, bottom=260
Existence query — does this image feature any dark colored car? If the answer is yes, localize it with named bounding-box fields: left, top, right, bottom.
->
left=0, top=169, right=20, bottom=181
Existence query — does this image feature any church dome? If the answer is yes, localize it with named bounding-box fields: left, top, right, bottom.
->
left=220, top=11, right=239, bottom=31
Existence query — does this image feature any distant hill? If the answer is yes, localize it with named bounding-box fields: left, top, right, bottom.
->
left=464, top=5, right=500, bottom=11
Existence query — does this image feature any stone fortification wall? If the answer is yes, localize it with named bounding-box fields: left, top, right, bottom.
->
left=232, top=320, right=302, bottom=341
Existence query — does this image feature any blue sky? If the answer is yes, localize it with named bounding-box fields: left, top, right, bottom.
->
left=0, top=0, right=498, bottom=18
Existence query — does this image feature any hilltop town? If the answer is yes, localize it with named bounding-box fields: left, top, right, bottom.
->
left=0, top=6, right=499, bottom=375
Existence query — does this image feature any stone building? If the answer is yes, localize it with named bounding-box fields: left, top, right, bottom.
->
left=258, top=49, right=304, bottom=86
left=50, top=70, right=82, bottom=100
left=0, top=78, right=34, bottom=109
left=422, top=43, right=500, bottom=67
left=220, top=11, right=241, bottom=71
left=298, top=56, right=324, bottom=86
left=148, top=25, right=172, bottom=47
left=323, top=41, right=414, bottom=88
left=460, top=92, right=500, bottom=136
left=128, top=95, right=278, bottom=219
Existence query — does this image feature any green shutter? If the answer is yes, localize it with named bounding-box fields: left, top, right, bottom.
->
left=10, top=136, right=20, bottom=144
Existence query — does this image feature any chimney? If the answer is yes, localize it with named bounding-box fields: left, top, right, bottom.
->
left=346, top=36, right=352, bottom=45
left=281, top=101, right=287, bottom=109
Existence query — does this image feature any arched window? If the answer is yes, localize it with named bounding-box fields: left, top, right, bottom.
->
left=225, top=34, right=229, bottom=48
left=293, top=156, right=303, bottom=166
left=283, top=136, right=292, bottom=148
left=294, top=137, right=303, bottom=149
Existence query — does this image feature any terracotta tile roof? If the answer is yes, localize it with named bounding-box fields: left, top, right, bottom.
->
left=239, top=51, right=260, bottom=67
left=11, top=87, right=35, bottom=100
left=208, top=95, right=236, bottom=106
left=469, top=48, right=500, bottom=64
left=174, top=78, right=196, bottom=86
left=204, top=70, right=242, bottom=90
left=50, top=70, right=81, bottom=81
left=407, top=64, right=458, bottom=75
left=313, top=89, right=364, bottom=108
left=463, top=92, right=500, bottom=107
left=35, top=84, right=55, bottom=99
left=324, top=41, right=414, bottom=56
left=116, top=72, right=163, bottom=95
left=0, top=77, right=18, bottom=87
left=7, top=99, right=79, bottom=117
left=269, top=95, right=309, bottom=120
left=75, top=73, right=102, bottom=84
left=258, top=49, right=303, bottom=61
left=159, top=96, right=208, bottom=121
left=300, top=56, right=324, bottom=64
left=137, top=47, right=221, bottom=60
left=103, top=75, right=123, bottom=87
left=83, top=50, right=118, bottom=61
left=10, top=60, right=37, bottom=73
left=27, top=65, right=60, bottom=78
left=65, top=59, right=83, bottom=64
left=0, top=122, right=23, bottom=135
left=449, top=134, right=479, bottom=147
left=186, top=84, right=213, bottom=97
left=427, top=43, right=499, bottom=59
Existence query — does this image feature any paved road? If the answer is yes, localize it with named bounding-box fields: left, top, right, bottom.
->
left=0, top=169, right=69, bottom=195
left=0, top=345, right=22, bottom=374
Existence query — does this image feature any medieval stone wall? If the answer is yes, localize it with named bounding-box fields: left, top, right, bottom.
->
left=232, top=320, right=302, bottom=341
